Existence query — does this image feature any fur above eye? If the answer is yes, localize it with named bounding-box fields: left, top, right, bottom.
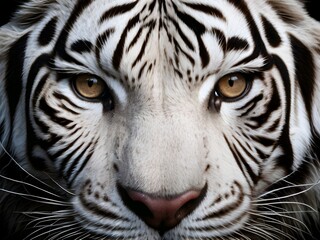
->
left=215, top=73, right=252, bottom=100
left=73, top=74, right=107, bottom=100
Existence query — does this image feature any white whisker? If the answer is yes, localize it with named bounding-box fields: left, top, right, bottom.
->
left=253, top=201, right=317, bottom=212
left=249, top=210, right=311, bottom=236
left=0, top=141, right=57, bottom=191
left=26, top=222, right=79, bottom=240
left=44, top=173, right=75, bottom=196
left=0, top=188, right=71, bottom=206
left=0, top=174, right=63, bottom=199
left=256, top=181, right=320, bottom=201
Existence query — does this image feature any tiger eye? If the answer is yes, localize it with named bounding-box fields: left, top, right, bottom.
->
left=73, top=74, right=106, bottom=99
left=217, top=73, right=248, bottom=99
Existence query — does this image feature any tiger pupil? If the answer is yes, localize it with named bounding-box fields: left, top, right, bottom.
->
left=228, top=79, right=235, bottom=87
left=87, top=79, right=95, bottom=87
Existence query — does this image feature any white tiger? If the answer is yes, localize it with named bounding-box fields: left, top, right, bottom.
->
left=0, top=0, right=320, bottom=239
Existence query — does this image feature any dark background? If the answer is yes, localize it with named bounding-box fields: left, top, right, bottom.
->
left=0, top=0, right=319, bottom=26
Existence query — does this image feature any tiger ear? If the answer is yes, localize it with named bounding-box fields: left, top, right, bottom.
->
left=0, top=27, right=22, bottom=154
left=270, top=0, right=320, bottom=137
left=266, top=0, right=308, bottom=25
left=9, top=0, right=58, bottom=27
left=0, top=12, right=31, bottom=153
left=311, top=29, right=320, bottom=136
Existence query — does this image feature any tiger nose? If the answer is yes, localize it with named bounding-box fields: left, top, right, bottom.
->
left=118, top=184, right=207, bottom=233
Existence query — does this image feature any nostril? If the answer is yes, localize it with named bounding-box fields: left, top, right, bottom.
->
left=118, top=183, right=207, bottom=233
left=175, top=185, right=208, bottom=221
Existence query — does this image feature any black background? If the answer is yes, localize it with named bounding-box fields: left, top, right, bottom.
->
left=0, top=0, right=319, bottom=26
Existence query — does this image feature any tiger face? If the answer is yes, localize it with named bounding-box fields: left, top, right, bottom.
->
left=0, top=0, right=320, bottom=239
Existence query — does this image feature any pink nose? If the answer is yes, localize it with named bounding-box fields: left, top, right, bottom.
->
left=118, top=184, right=207, bottom=233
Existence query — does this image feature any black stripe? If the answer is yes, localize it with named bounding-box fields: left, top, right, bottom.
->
left=79, top=191, right=125, bottom=221
left=45, top=134, right=63, bottom=150
left=233, top=143, right=259, bottom=184
left=32, top=73, right=50, bottom=108
left=272, top=54, right=294, bottom=168
left=53, top=92, right=85, bottom=110
left=227, top=0, right=269, bottom=68
left=58, top=103, right=80, bottom=115
left=234, top=137, right=259, bottom=164
left=255, top=147, right=269, bottom=160
left=53, top=0, right=94, bottom=65
left=226, top=37, right=249, bottom=52
left=250, top=135, right=275, bottom=147
left=127, top=27, right=144, bottom=52
left=96, top=29, right=115, bottom=51
left=71, top=40, right=93, bottom=53
left=193, top=212, right=247, bottom=232
left=261, top=15, right=282, bottom=48
left=59, top=142, right=85, bottom=173
left=26, top=54, right=51, bottom=169
left=290, top=34, right=315, bottom=123
left=65, top=144, right=90, bottom=178
left=172, top=2, right=209, bottom=68
left=138, top=61, right=148, bottom=79
left=51, top=134, right=83, bottom=160
left=182, top=2, right=226, bottom=21
left=113, top=14, right=140, bottom=70
left=5, top=33, right=29, bottom=125
left=68, top=143, right=95, bottom=186
left=99, top=1, right=139, bottom=24
left=0, top=119, right=6, bottom=142
left=167, top=16, right=195, bottom=51
left=132, top=21, right=156, bottom=68
left=68, top=138, right=99, bottom=186
left=237, top=94, right=263, bottom=116
left=34, top=113, right=50, bottom=134
left=267, top=118, right=280, bottom=132
left=148, top=0, right=157, bottom=12
left=224, top=135, right=251, bottom=185
left=173, top=38, right=195, bottom=66
left=211, top=28, right=227, bottom=51
left=39, top=98, right=73, bottom=127
left=38, top=16, right=58, bottom=46
left=249, top=78, right=281, bottom=128
left=202, top=188, right=244, bottom=220
left=95, top=28, right=115, bottom=64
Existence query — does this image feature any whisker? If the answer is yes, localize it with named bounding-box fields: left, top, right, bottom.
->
left=249, top=210, right=311, bottom=235
left=0, top=174, right=63, bottom=199
left=0, top=142, right=57, bottom=191
left=246, top=218, right=296, bottom=240
left=233, top=230, right=251, bottom=240
left=74, top=233, right=92, bottom=240
left=256, top=181, right=320, bottom=201
left=253, top=201, right=317, bottom=212
left=26, top=222, right=79, bottom=240
left=243, top=224, right=275, bottom=240
left=47, top=226, right=81, bottom=240
left=0, top=188, right=71, bottom=206
left=44, top=173, right=75, bottom=196
left=26, top=216, right=65, bottom=228
left=56, top=227, right=84, bottom=240
left=22, top=209, right=74, bottom=217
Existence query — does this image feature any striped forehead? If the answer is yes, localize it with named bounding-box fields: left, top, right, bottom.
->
left=60, top=0, right=261, bottom=88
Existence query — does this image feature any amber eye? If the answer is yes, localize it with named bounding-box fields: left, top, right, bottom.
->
left=216, top=73, right=250, bottom=99
left=73, top=74, right=106, bottom=99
